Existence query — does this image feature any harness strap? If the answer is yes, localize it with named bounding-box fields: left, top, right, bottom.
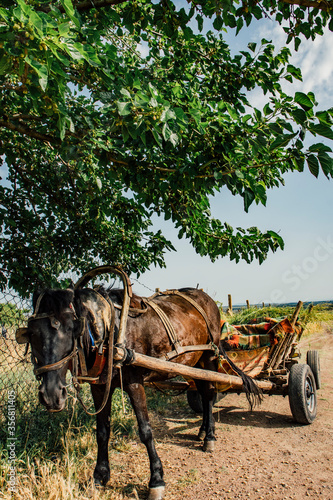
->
left=143, top=298, right=182, bottom=354
left=77, top=336, right=88, bottom=377
left=73, top=300, right=116, bottom=416
left=166, top=290, right=215, bottom=343
left=161, top=343, right=218, bottom=361
left=33, top=341, right=78, bottom=377
left=143, top=290, right=216, bottom=356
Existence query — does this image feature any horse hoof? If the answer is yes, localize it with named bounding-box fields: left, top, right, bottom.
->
left=202, top=440, right=215, bottom=453
left=197, top=430, right=206, bottom=441
left=147, top=485, right=165, bottom=500
left=94, top=464, right=110, bottom=487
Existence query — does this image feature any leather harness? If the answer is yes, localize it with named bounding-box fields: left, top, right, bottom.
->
left=142, top=290, right=217, bottom=361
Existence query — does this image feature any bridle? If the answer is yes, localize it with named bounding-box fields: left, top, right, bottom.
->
left=28, top=292, right=85, bottom=378
left=27, top=290, right=115, bottom=416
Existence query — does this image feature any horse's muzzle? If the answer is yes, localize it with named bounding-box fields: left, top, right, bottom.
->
left=39, top=381, right=67, bottom=412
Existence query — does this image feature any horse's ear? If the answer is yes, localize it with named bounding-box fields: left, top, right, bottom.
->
left=67, top=280, right=75, bottom=290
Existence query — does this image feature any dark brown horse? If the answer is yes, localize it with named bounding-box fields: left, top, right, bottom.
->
left=16, top=279, right=259, bottom=500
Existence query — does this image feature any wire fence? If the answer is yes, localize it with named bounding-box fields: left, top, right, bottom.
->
left=0, top=289, right=39, bottom=419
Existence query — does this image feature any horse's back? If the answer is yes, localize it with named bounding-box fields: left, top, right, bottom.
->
left=124, top=287, right=221, bottom=362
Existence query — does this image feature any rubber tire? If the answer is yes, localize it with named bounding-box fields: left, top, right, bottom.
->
left=186, top=390, right=225, bottom=414
left=306, top=350, right=321, bottom=389
left=288, top=364, right=317, bottom=425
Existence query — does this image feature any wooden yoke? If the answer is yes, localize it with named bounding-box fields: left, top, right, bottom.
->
left=74, top=265, right=132, bottom=364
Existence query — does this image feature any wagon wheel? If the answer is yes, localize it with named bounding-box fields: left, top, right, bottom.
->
left=186, top=390, right=225, bottom=414
left=306, top=350, right=321, bottom=389
left=288, top=364, right=317, bottom=425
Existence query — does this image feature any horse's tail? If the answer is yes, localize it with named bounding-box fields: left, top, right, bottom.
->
left=219, top=344, right=263, bottom=410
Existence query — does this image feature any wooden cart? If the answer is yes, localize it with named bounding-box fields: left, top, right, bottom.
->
left=73, top=267, right=320, bottom=425
left=145, top=301, right=320, bottom=425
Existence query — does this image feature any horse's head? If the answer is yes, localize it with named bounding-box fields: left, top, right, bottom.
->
left=16, top=287, right=113, bottom=412
left=17, top=288, right=83, bottom=412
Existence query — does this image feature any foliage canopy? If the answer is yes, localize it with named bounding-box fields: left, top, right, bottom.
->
left=1, top=0, right=333, bottom=296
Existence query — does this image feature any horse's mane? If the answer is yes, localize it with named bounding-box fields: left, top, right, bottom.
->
left=33, top=288, right=75, bottom=316
left=107, top=287, right=144, bottom=309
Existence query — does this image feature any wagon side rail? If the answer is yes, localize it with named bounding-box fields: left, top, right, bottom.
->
left=264, top=300, right=303, bottom=374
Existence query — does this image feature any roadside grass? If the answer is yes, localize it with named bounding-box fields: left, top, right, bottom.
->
left=1, top=303, right=332, bottom=499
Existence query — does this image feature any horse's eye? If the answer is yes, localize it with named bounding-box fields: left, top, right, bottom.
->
left=50, top=318, right=61, bottom=329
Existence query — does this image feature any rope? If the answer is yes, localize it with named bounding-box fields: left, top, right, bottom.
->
left=119, top=366, right=126, bottom=415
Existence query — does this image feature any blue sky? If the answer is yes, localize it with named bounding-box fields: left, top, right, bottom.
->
left=133, top=17, right=333, bottom=305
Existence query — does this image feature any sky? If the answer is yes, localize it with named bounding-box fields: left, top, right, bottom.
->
left=132, top=17, right=333, bottom=305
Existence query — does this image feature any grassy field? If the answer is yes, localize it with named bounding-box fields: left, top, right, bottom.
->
left=1, top=303, right=332, bottom=499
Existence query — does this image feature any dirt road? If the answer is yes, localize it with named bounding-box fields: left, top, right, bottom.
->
left=105, top=328, right=333, bottom=500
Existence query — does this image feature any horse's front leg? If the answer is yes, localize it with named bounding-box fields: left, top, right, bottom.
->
left=90, top=384, right=114, bottom=486
left=125, top=372, right=165, bottom=500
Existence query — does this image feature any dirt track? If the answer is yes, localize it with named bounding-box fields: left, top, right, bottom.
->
left=106, top=327, right=333, bottom=500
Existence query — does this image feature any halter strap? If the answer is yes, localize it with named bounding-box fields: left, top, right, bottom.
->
left=33, top=340, right=78, bottom=376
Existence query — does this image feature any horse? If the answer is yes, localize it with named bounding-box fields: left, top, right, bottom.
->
left=16, top=275, right=260, bottom=500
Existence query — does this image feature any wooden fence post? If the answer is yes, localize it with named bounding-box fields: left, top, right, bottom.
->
left=246, top=300, right=250, bottom=309
left=227, top=294, right=233, bottom=316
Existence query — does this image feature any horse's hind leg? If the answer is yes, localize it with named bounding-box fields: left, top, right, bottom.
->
left=125, top=375, right=165, bottom=500
left=91, top=384, right=114, bottom=486
left=195, top=379, right=216, bottom=453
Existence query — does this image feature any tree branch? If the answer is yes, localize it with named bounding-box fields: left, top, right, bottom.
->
left=11, top=114, right=44, bottom=122
left=0, top=120, right=59, bottom=144
left=73, top=0, right=127, bottom=11
left=281, top=0, right=331, bottom=11
left=39, top=0, right=127, bottom=13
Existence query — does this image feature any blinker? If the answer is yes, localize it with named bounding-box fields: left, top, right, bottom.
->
left=15, top=327, right=29, bottom=344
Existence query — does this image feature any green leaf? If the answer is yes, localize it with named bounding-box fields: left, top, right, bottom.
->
left=25, top=56, right=48, bottom=90
left=213, top=15, right=223, bottom=31
left=294, top=37, right=301, bottom=51
left=29, top=11, right=44, bottom=37
left=58, top=22, right=70, bottom=37
left=116, top=102, right=131, bottom=116
left=152, top=129, right=162, bottom=148
left=120, top=88, right=131, bottom=99
left=0, top=54, right=12, bottom=75
left=318, top=152, right=333, bottom=178
left=243, top=189, right=255, bottom=212
left=225, top=103, right=238, bottom=120
left=267, top=230, right=284, bottom=250
left=306, top=154, right=319, bottom=178
left=294, top=92, right=313, bottom=110
left=291, top=108, right=307, bottom=124
left=270, top=133, right=297, bottom=150
left=0, top=8, right=9, bottom=21
left=310, top=123, right=333, bottom=140
left=316, top=111, right=332, bottom=126
left=96, top=177, right=102, bottom=190
left=308, top=143, right=332, bottom=153
left=196, top=14, right=203, bottom=32
left=60, top=0, right=75, bottom=17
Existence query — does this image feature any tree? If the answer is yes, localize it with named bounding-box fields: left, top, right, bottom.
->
left=1, top=0, right=333, bottom=296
